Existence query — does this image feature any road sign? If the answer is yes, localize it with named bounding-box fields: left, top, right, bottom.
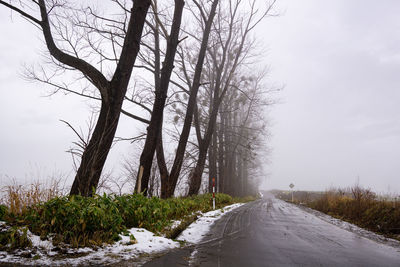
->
left=289, top=183, right=294, bottom=202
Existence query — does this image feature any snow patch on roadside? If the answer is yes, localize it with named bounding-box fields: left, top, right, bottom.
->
left=0, top=203, right=244, bottom=265
left=296, top=203, right=400, bottom=248
left=189, top=248, right=198, bottom=266
left=177, top=203, right=244, bottom=243
left=0, top=227, right=180, bottom=266
left=29, top=232, right=54, bottom=251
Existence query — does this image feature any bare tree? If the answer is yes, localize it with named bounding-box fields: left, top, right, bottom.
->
left=120, top=0, right=219, bottom=198
left=219, top=70, right=273, bottom=196
left=133, top=0, right=186, bottom=195
left=0, top=0, right=151, bottom=196
left=154, top=0, right=220, bottom=198
left=187, top=0, right=276, bottom=195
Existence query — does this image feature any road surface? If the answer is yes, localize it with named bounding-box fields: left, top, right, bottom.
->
left=144, top=193, right=400, bottom=266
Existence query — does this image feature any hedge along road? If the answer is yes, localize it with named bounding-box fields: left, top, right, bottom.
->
left=143, top=193, right=400, bottom=267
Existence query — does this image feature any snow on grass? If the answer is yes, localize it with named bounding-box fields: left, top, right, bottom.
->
left=169, top=219, right=182, bottom=230
left=0, top=203, right=244, bottom=265
left=0, top=228, right=180, bottom=266
left=116, top=228, right=179, bottom=254
left=177, top=203, right=244, bottom=243
left=29, top=232, right=54, bottom=251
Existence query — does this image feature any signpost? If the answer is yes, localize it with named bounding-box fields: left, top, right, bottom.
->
left=289, top=183, right=294, bottom=202
left=212, top=178, right=216, bottom=210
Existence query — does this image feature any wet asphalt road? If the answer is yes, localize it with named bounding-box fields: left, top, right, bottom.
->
left=144, top=193, right=400, bottom=267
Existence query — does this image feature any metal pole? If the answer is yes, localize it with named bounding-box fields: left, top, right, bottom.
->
left=291, top=190, right=294, bottom=202
left=212, top=178, right=216, bottom=210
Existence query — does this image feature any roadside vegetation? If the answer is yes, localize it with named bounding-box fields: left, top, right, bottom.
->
left=0, top=182, right=256, bottom=251
left=274, top=186, right=400, bottom=241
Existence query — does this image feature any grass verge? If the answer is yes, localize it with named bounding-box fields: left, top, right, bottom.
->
left=0, top=192, right=255, bottom=250
left=274, top=187, right=400, bottom=241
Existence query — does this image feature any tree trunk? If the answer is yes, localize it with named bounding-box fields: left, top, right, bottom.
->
left=135, top=1, right=185, bottom=195
left=188, top=140, right=208, bottom=196
left=187, top=92, right=222, bottom=195
left=243, top=151, right=249, bottom=196
left=157, top=0, right=220, bottom=198
left=157, top=127, right=171, bottom=199
left=232, top=151, right=237, bottom=196
left=231, top=111, right=239, bottom=196
left=70, top=98, right=117, bottom=196
left=148, top=162, right=158, bottom=197
left=217, top=113, right=225, bottom=193
left=208, top=131, right=217, bottom=193
left=225, top=156, right=234, bottom=196
left=68, top=0, right=151, bottom=196
left=208, top=85, right=218, bottom=193
left=238, top=151, right=245, bottom=197
left=223, top=111, right=232, bottom=195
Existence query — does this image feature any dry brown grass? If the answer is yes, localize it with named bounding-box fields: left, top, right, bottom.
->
left=273, top=189, right=324, bottom=204
left=308, top=185, right=400, bottom=239
left=1, top=177, right=66, bottom=215
left=273, top=186, right=400, bottom=239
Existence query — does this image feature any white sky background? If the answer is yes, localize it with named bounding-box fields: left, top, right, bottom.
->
left=260, top=0, right=400, bottom=193
left=0, top=0, right=399, bottom=193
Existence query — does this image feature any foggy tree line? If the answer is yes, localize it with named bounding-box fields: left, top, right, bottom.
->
left=0, top=0, right=276, bottom=198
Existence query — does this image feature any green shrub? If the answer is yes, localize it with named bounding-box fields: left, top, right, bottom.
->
left=22, top=194, right=124, bottom=247
left=215, top=193, right=233, bottom=206
left=0, top=226, right=31, bottom=250
left=1, top=192, right=251, bottom=248
left=0, top=205, right=7, bottom=221
left=115, top=194, right=171, bottom=232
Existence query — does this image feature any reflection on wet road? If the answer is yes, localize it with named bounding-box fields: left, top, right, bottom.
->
left=144, top=193, right=400, bottom=266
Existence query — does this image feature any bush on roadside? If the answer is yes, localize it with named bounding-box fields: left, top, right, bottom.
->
left=308, top=186, right=400, bottom=239
left=23, top=194, right=124, bottom=247
left=0, top=205, right=7, bottom=221
left=0, top=225, right=32, bottom=251
left=1, top=192, right=245, bottom=248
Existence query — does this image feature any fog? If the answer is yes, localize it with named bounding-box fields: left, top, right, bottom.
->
left=0, top=0, right=399, bottom=193
left=260, top=0, right=400, bottom=193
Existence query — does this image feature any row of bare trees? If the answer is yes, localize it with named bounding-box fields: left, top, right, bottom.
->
left=1, top=0, right=276, bottom=198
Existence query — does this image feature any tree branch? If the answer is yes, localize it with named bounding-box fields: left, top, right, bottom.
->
left=121, top=109, right=150, bottom=124
left=0, top=1, right=41, bottom=25
left=37, top=0, right=109, bottom=98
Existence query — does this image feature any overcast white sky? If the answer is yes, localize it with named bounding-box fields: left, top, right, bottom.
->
left=0, top=0, right=399, bottom=193
left=260, top=0, right=400, bottom=193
